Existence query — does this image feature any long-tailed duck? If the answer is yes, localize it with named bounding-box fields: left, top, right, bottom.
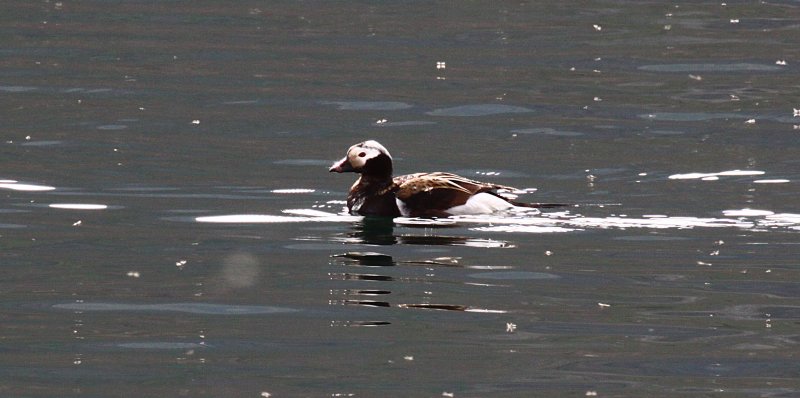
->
left=329, top=140, right=564, bottom=217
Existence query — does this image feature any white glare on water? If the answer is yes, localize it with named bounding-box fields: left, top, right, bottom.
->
left=199, top=212, right=706, bottom=230
left=194, top=206, right=800, bottom=232
left=722, top=209, right=774, bottom=217
left=49, top=204, right=108, bottom=210
left=0, top=181, right=56, bottom=191
left=668, top=169, right=765, bottom=180
left=753, top=179, right=790, bottom=184
left=271, top=189, right=316, bottom=194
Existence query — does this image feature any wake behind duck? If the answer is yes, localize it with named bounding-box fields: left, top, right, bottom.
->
left=194, top=140, right=800, bottom=233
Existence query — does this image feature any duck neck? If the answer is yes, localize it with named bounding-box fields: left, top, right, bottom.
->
left=359, top=171, right=393, bottom=187
left=348, top=172, right=398, bottom=216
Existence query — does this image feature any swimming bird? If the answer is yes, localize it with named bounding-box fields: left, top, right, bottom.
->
left=329, top=140, right=565, bottom=217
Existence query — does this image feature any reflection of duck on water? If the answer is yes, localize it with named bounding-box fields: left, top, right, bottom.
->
left=346, top=217, right=513, bottom=248
left=330, top=140, right=567, bottom=218
left=329, top=251, right=478, bottom=313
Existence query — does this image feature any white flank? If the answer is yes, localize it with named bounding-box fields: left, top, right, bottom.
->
left=396, top=198, right=411, bottom=217
left=445, top=193, right=514, bottom=215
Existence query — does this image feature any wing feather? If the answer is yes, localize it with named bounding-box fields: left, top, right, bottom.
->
left=392, top=172, right=519, bottom=216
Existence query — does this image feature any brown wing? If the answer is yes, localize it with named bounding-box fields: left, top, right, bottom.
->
left=395, top=172, right=517, bottom=195
left=393, top=172, right=518, bottom=217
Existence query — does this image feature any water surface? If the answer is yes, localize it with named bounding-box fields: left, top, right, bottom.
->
left=2, top=1, right=800, bottom=397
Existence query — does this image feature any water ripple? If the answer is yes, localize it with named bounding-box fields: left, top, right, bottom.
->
left=53, top=302, right=298, bottom=315
left=427, top=104, right=533, bottom=117
left=320, top=101, right=413, bottom=111
left=638, top=63, right=783, bottom=72
left=191, top=207, right=800, bottom=233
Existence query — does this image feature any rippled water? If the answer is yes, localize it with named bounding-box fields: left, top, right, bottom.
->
left=3, top=1, right=800, bottom=396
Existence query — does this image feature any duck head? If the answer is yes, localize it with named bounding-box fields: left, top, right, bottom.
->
left=329, top=140, right=393, bottom=178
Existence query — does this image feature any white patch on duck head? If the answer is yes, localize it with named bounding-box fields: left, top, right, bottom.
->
left=347, top=140, right=392, bottom=170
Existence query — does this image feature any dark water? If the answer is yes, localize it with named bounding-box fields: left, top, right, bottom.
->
left=3, top=1, right=800, bottom=396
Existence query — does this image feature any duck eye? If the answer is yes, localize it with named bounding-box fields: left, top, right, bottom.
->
left=358, top=152, right=367, bottom=158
